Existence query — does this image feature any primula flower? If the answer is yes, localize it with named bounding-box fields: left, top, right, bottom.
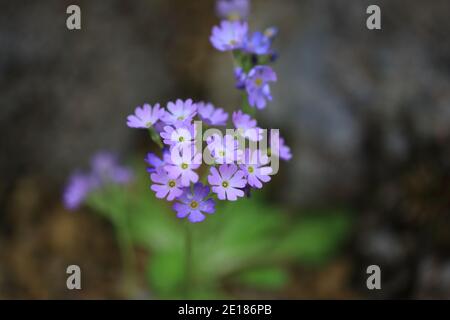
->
left=197, top=102, right=229, bottom=126
left=63, top=173, right=94, bottom=210
left=173, top=183, right=215, bottom=223
left=91, top=152, right=134, bottom=184
left=145, top=152, right=165, bottom=173
left=232, top=110, right=262, bottom=141
left=245, top=66, right=277, bottom=109
left=160, top=123, right=196, bottom=149
left=126, top=103, right=165, bottom=129
left=234, top=67, right=246, bottom=89
left=210, top=20, right=248, bottom=52
left=208, top=164, right=246, bottom=201
left=244, top=31, right=271, bottom=55
left=63, top=152, right=133, bottom=210
left=150, top=168, right=183, bottom=201
left=240, top=149, right=273, bottom=188
left=207, top=133, right=242, bottom=164
left=271, top=135, right=292, bottom=161
left=216, top=0, right=250, bottom=21
left=162, top=99, right=197, bottom=125
left=164, top=147, right=202, bottom=187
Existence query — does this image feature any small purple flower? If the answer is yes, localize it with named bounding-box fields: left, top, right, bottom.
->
left=173, top=183, right=215, bottom=223
left=234, top=67, right=247, bottom=89
left=126, top=103, right=165, bottom=129
left=245, top=66, right=277, bottom=109
left=63, top=173, right=94, bottom=210
left=162, top=99, right=197, bottom=125
left=210, top=20, right=248, bottom=52
left=160, top=123, right=196, bottom=149
left=145, top=152, right=165, bottom=173
left=164, top=147, right=202, bottom=187
left=232, top=110, right=262, bottom=141
left=208, top=164, right=246, bottom=201
left=244, top=31, right=271, bottom=55
left=197, top=102, right=229, bottom=126
left=216, top=0, right=250, bottom=21
left=91, top=152, right=134, bottom=184
left=150, top=168, right=183, bottom=201
left=271, top=135, right=292, bottom=161
left=207, top=133, right=242, bottom=164
left=240, top=149, right=272, bottom=189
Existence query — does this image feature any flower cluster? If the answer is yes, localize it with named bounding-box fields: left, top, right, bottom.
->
left=210, top=0, right=278, bottom=110
left=63, top=152, right=134, bottom=210
left=121, top=0, right=291, bottom=223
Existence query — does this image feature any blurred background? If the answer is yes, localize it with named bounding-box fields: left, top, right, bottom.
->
left=0, top=0, right=449, bottom=299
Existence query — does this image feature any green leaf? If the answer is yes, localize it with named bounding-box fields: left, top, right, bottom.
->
left=276, top=210, right=352, bottom=265
left=236, top=267, right=289, bottom=290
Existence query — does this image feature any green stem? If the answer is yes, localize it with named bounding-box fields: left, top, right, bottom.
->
left=184, top=221, right=192, bottom=299
left=148, top=127, right=163, bottom=149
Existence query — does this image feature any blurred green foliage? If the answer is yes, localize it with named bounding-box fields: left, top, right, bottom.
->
left=87, top=163, right=353, bottom=299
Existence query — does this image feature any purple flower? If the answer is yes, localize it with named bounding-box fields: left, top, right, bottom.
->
left=197, top=102, right=229, bottom=126
left=63, top=173, right=94, bottom=210
left=91, top=152, right=134, bottom=184
left=245, top=66, right=277, bottom=109
left=216, top=0, right=250, bottom=21
left=271, top=135, right=292, bottom=161
left=162, top=99, right=197, bottom=125
left=207, top=133, right=242, bottom=164
left=244, top=31, right=271, bottom=55
left=234, top=67, right=247, bottom=89
left=210, top=20, right=248, bottom=52
left=150, top=168, right=183, bottom=201
left=160, top=123, right=196, bottom=149
left=144, top=152, right=165, bottom=173
left=232, top=110, right=262, bottom=141
left=240, top=149, right=272, bottom=189
left=126, top=103, right=165, bottom=129
left=164, top=147, right=201, bottom=187
left=173, top=183, right=215, bottom=223
left=208, top=164, right=246, bottom=201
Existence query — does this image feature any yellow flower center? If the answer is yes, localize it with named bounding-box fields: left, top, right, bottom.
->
left=248, top=166, right=254, bottom=173
left=168, top=180, right=176, bottom=188
left=254, top=78, right=263, bottom=87
left=177, top=116, right=185, bottom=120
left=190, top=201, right=199, bottom=209
left=222, top=181, right=229, bottom=188
left=181, top=163, right=188, bottom=170
left=229, top=39, right=237, bottom=46
left=179, top=136, right=185, bottom=142
left=145, top=121, right=153, bottom=127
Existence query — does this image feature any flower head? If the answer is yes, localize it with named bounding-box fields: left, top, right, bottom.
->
left=160, top=123, right=196, bottom=149
left=173, top=183, right=215, bottom=223
left=210, top=20, right=248, bottom=52
left=63, top=173, right=94, bottom=210
left=234, top=67, right=247, bottom=89
left=126, top=103, right=165, bottom=129
left=244, top=31, right=271, bottom=55
left=150, top=168, right=183, bottom=201
left=162, top=99, right=197, bottom=125
left=271, top=135, right=292, bottom=161
left=197, top=102, right=229, bottom=126
left=245, top=66, right=277, bottom=109
left=208, top=164, right=246, bottom=201
left=145, top=152, right=165, bottom=173
left=164, top=147, right=201, bottom=187
left=207, top=133, right=242, bottom=164
left=240, top=149, right=272, bottom=189
left=91, top=152, right=134, bottom=184
left=216, top=0, right=250, bottom=21
left=232, top=110, right=262, bottom=141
